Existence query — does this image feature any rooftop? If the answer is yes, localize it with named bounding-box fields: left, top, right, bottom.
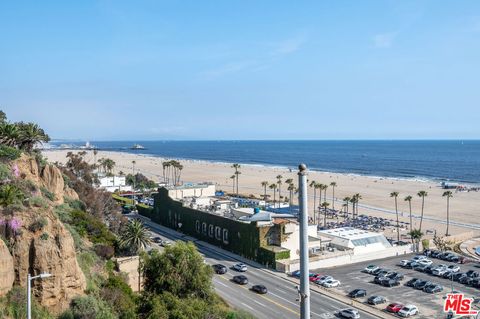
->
left=319, top=227, right=382, bottom=240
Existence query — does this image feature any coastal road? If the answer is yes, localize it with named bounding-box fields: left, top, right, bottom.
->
left=134, top=215, right=381, bottom=319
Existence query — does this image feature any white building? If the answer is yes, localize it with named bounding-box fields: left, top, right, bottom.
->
left=318, top=227, right=392, bottom=254
left=98, top=175, right=132, bottom=193
left=167, top=183, right=216, bottom=200
left=277, top=220, right=322, bottom=260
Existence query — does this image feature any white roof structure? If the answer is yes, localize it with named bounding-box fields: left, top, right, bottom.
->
left=318, top=227, right=392, bottom=253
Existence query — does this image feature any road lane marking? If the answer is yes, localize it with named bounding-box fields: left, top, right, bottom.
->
left=215, top=280, right=229, bottom=288
left=241, top=302, right=254, bottom=311
left=252, top=299, right=266, bottom=307
left=268, top=292, right=299, bottom=308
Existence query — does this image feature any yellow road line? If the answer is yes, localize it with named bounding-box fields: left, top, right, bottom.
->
left=217, top=276, right=300, bottom=316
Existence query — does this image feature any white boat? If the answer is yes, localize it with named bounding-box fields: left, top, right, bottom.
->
left=130, top=144, right=146, bottom=150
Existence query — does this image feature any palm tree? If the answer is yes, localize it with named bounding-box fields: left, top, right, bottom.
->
left=287, top=182, right=295, bottom=209
left=321, top=202, right=330, bottom=227
left=131, top=160, right=136, bottom=194
left=321, top=184, right=328, bottom=203
left=0, top=185, right=24, bottom=207
left=17, top=122, right=50, bottom=152
left=276, top=175, right=283, bottom=207
left=119, top=219, right=152, bottom=254
left=232, top=164, right=241, bottom=196
left=261, top=181, right=269, bottom=201
left=417, top=190, right=428, bottom=231
left=0, top=122, right=20, bottom=147
left=409, top=229, right=424, bottom=252
left=442, top=191, right=453, bottom=236
left=230, top=175, right=236, bottom=193
left=404, top=195, right=413, bottom=244
left=343, top=196, right=351, bottom=219
left=330, top=182, right=337, bottom=211
left=93, top=149, right=98, bottom=166
left=317, top=183, right=324, bottom=209
left=390, top=191, right=400, bottom=242
left=269, top=184, right=277, bottom=207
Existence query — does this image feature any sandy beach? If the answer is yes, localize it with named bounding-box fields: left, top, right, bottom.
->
left=43, top=150, right=480, bottom=237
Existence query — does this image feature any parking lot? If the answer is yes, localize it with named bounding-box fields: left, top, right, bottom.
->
left=312, top=253, right=480, bottom=318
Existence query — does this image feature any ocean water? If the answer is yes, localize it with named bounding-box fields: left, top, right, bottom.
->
left=49, top=140, right=480, bottom=184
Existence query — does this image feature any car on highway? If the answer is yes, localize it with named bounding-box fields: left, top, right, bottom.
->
left=152, top=237, right=162, bottom=244
left=423, top=283, right=443, bottom=293
left=363, top=264, right=379, bottom=274
left=232, top=263, right=248, bottom=272
left=367, top=295, right=386, bottom=305
left=398, top=304, right=419, bottom=317
left=232, top=275, right=248, bottom=285
left=338, top=308, right=360, bottom=319
left=251, top=284, right=267, bottom=294
left=212, top=264, right=227, bottom=274
left=322, top=279, right=341, bottom=288
left=386, top=303, right=404, bottom=313
left=348, top=289, right=367, bottom=298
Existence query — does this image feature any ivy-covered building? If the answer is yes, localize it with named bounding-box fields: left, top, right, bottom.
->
left=138, top=187, right=294, bottom=268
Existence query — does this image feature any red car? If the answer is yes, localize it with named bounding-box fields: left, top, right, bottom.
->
left=309, top=274, right=322, bottom=282
left=386, top=303, right=404, bottom=313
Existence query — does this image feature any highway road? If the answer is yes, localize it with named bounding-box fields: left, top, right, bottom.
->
left=134, top=215, right=381, bottom=319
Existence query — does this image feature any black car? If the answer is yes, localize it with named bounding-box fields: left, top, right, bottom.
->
left=424, top=265, right=435, bottom=274
left=453, top=273, right=466, bottom=282
left=374, top=276, right=386, bottom=284
left=381, top=279, right=400, bottom=287
left=465, top=270, right=480, bottom=278
left=443, top=271, right=454, bottom=279
left=414, top=280, right=431, bottom=290
left=367, top=295, right=386, bottom=305
left=152, top=237, right=162, bottom=244
left=470, top=278, right=480, bottom=288
left=372, top=268, right=386, bottom=276
left=459, top=276, right=474, bottom=285
left=251, top=284, right=268, bottom=294
left=212, top=264, right=227, bottom=274
left=348, top=289, right=367, bottom=298
left=406, top=278, right=419, bottom=287
left=424, top=284, right=443, bottom=293
left=233, top=275, right=248, bottom=285
left=388, top=272, right=404, bottom=281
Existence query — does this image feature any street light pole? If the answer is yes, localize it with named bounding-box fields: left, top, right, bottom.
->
left=298, top=164, right=310, bottom=319
left=27, top=273, right=52, bottom=319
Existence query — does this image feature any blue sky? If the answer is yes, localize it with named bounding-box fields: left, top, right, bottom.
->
left=1, top=1, right=480, bottom=140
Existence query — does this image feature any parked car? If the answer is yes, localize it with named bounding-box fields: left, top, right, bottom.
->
left=367, top=295, right=387, bottom=305
left=424, top=265, right=435, bottom=274
left=232, top=275, right=248, bottom=285
left=309, top=274, right=322, bottom=282
left=374, top=276, right=385, bottom=285
left=364, top=265, right=379, bottom=274
left=314, top=275, right=333, bottom=285
left=446, top=265, right=460, bottom=273
left=212, top=264, right=227, bottom=274
left=232, top=263, right=248, bottom=272
left=454, top=273, right=467, bottom=282
left=432, top=265, right=448, bottom=276
left=371, top=268, right=385, bottom=276
left=290, top=270, right=301, bottom=277
left=160, top=240, right=172, bottom=247
left=405, top=278, right=419, bottom=287
left=424, top=284, right=443, bottom=293
left=399, top=260, right=410, bottom=267
left=417, top=259, right=433, bottom=266
left=413, top=280, right=431, bottom=290
left=398, top=305, right=419, bottom=317
left=251, top=284, right=267, bottom=294
left=413, top=264, right=429, bottom=272
left=322, top=279, right=341, bottom=288
left=442, top=271, right=454, bottom=279
left=386, top=303, right=404, bottom=313
left=387, top=272, right=404, bottom=281
left=430, top=250, right=441, bottom=258
left=465, top=270, right=479, bottom=278
left=459, top=276, right=474, bottom=285
left=348, top=289, right=367, bottom=298
left=381, top=279, right=400, bottom=287
left=152, top=237, right=163, bottom=244
left=411, top=255, right=427, bottom=262
left=338, top=308, right=360, bottom=319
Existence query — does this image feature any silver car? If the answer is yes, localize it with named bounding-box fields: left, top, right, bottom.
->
left=339, top=308, right=360, bottom=319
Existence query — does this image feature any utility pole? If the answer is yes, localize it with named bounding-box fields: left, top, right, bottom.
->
left=27, top=273, right=52, bottom=319
left=297, top=164, right=310, bottom=319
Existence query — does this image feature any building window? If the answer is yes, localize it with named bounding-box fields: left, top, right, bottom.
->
left=195, top=220, right=200, bottom=233
left=215, top=226, right=221, bottom=240
left=222, top=229, right=229, bottom=244
left=208, top=224, right=214, bottom=237
left=202, top=222, right=207, bottom=235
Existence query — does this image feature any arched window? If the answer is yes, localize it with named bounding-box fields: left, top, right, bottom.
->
left=222, top=229, right=229, bottom=244
left=202, top=222, right=207, bottom=235
left=195, top=220, right=200, bottom=233
left=215, top=226, right=222, bottom=240
left=208, top=224, right=214, bottom=237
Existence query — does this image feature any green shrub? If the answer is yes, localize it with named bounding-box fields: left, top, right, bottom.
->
left=28, top=196, right=48, bottom=208
left=40, top=233, right=49, bottom=240
left=54, top=203, right=72, bottom=223
left=1, top=286, right=53, bottom=319
left=64, top=223, right=84, bottom=251
left=40, top=186, right=56, bottom=201
left=0, top=163, right=11, bottom=180
left=34, top=151, right=48, bottom=170
left=29, top=217, right=48, bottom=232
left=0, top=145, right=21, bottom=160
left=94, top=244, right=115, bottom=260
left=64, top=197, right=86, bottom=211
left=100, top=274, right=137, bottom=319
left=69, top=210, right=116, bottom=245
left=70, top=295, right=116, bottom=319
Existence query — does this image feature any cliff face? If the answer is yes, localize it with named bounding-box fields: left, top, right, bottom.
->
left=0, top=240, right=14, bottom=297
left=3, top=155, right=86, bottom=313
